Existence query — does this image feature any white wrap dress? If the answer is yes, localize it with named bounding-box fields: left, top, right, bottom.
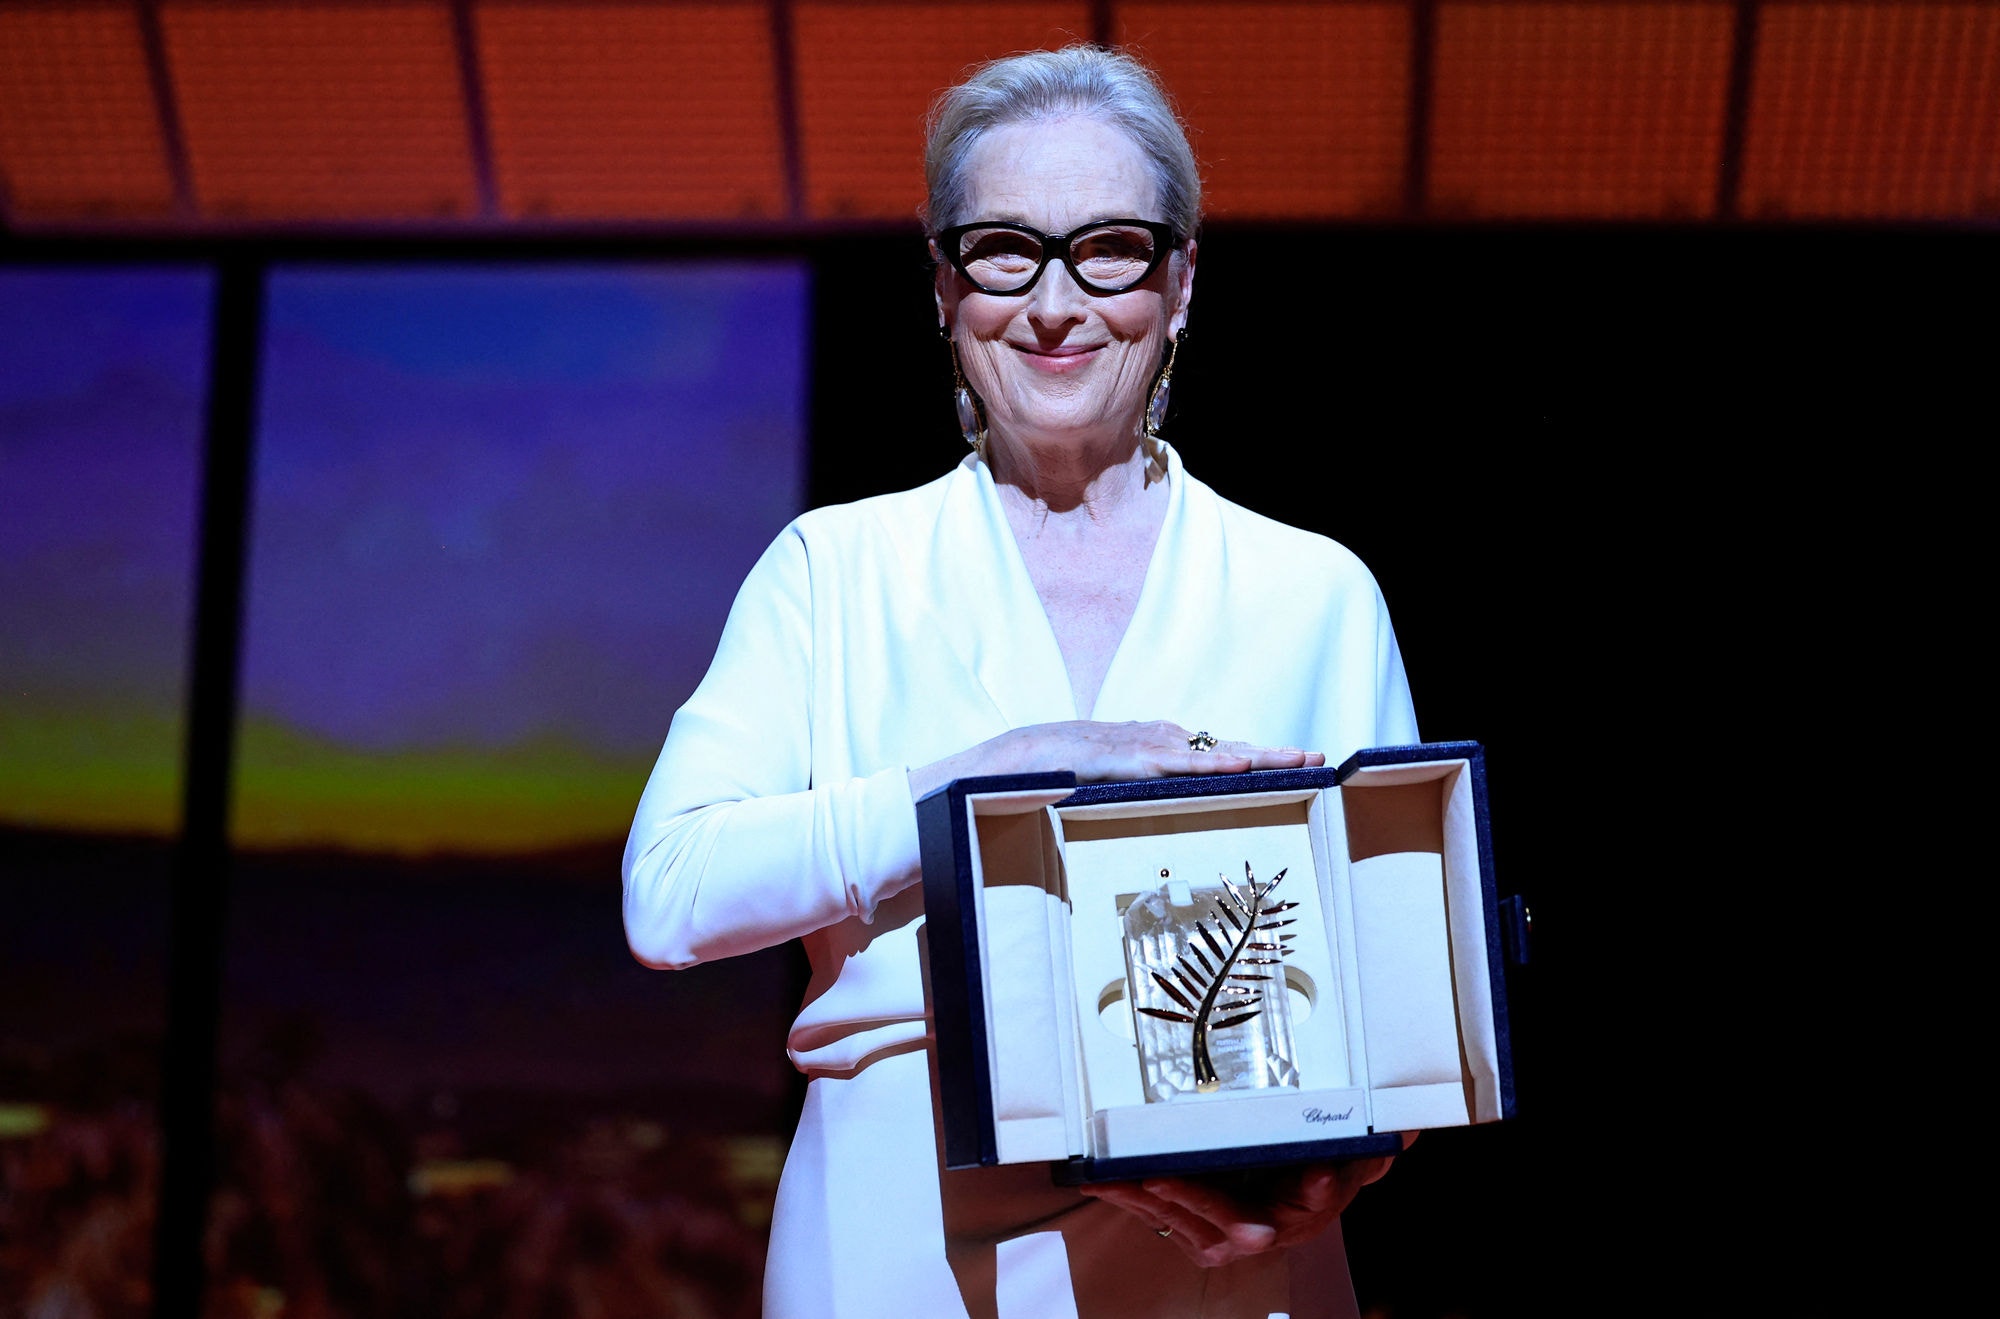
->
left=624, top=445, right=1419, bottom=1319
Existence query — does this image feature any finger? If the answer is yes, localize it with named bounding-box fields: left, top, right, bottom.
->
left=1099, top=725, right=1305, bottom=780
left=1153, top=1200, right=1248, bottom=1267
left=1164, top=725, right=1260, bottom=776
left=1267, top=1166, right=1359, bottom=1248
left=1272, top=1159, right=1392, bottom=1249
left=1085, top=752, right=1253, bottom=782
left=1143, top=1177, right=1278, bottom=1256
left=1080, top=1180, right=1180, bottom=1228
left=1189, top=1165, right=1340, bottom=1249
left=1219, top=742, right=1328, bottom=770
left=1270, top=1165, right=1340, bottom=1215
left=1169, top=750, right=1254, bottom=775
left=1064, top=723, right=1238, bottom=782
left=1075, top=1181, right=1148, bottom=1216
left=1082, top=1182, right=1233, bottom=1265
left=1142, top=1175, right=1247, bottom=1223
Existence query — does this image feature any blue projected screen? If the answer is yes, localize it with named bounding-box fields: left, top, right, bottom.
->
left=4, top=262, right=815, bottom=1316
left=0, top=267, right=210, bottom=835
left=236, top=262, right=809, bottom=854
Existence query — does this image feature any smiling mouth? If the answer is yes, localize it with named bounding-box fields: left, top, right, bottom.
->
left=1013, top=342, right=1105, bottom=370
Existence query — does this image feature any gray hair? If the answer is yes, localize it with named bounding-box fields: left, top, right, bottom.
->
left=923, top=45, right=1201, bottom=240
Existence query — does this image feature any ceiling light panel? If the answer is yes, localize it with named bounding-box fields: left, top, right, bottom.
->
left=1430, top=1, right=1735, bottom=219
left=476, top=1, right=787, bottom=221
left=0, top=2, right=177, bottom=222
left=1116, top=2, right=1411, bottom=220
left=791, top=0, right=1091, bottom=221
left=160, top=0, right=478, bottom=221
left=1742, top=1, right=2000, bottom=219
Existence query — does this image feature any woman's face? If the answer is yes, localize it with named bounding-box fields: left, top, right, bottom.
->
left=936, top=116, right=1195, bottom=453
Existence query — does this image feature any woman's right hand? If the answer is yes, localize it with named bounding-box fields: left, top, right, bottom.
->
left=908, top=721, right=1322, bottom=800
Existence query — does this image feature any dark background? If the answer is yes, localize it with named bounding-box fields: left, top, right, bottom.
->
left=814, top=221, right=1982, bottom=1311
left=7, top=0, right=1991, bottom=1306
left=6, top=221, right=1982, bottom=1317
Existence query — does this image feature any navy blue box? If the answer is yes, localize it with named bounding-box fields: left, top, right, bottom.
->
left=917, top=741, right=1521, bottom=1185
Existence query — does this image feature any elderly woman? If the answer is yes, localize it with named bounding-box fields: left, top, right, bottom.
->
left=625, top=45, right=1418, bottom=1319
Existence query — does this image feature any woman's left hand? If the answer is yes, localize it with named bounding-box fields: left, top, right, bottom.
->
left=1076, top=1150, right=1403, bottom=1268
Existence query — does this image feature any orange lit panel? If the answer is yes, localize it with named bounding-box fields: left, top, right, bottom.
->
left=1743, top=2, right=2000, bottom=220
left=1431, top=1, right=1735, bottom=219
left=477, top=1, right=786, bottom=221
left=160, top=1, right=477, bottom=221
left=792, top=1, right=1091, bottom=222
left=1116, top=2, right=1409, bottom=219
left=0, top=2, right=177, bottom=220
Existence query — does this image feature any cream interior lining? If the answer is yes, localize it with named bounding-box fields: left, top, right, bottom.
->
left=959, top=760, right=1501, bottom=1164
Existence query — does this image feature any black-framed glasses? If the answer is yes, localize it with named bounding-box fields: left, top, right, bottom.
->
left=937, top=218, right=1181, bottom=296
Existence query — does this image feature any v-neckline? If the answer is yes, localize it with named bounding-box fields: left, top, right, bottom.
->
left=977, top=447, right=1184, bottom=723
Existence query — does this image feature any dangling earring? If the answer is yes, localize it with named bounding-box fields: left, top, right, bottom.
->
left=1144, top=328, right=1186, bottom=440
left=944, top=326, right=987, bottom=459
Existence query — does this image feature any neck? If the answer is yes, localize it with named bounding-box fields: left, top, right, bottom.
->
left=987, top=428, right=1167, bottom=518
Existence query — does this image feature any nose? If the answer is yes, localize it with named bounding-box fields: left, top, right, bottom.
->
left=1024, top=255, right=1088, bottom=330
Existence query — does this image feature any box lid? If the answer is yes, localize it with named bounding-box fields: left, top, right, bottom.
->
left=917, top=742, right=1515, bottom=1176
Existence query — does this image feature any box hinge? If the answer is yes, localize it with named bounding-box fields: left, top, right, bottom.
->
left=1499, top=894, right=1531, bottom=966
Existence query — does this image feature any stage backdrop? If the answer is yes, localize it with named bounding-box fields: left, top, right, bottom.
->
left=1, top=261, right=813, bottom=1319
left=9, top=221, right=1985, bottom=1317
left=1, top=270, right=209, bottom=1303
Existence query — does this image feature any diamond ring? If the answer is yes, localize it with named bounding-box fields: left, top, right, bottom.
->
left=1187, top=731, right=1218, bottom=753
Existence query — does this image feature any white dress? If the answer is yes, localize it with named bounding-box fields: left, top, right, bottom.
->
left=624, top=445, right=1419, bottom=1319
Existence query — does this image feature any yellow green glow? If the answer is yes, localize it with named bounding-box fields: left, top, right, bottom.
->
left=0, top=705, right=183, bottom=836
left=0, top=1104, right=54, bottom=1139
left=0, top=708, right=647, bottom=854
left=230, top=718, right=646, bottom=855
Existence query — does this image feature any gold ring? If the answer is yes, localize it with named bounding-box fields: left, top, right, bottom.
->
left=1156, top=1227, right=1173, bottom=1238
left=1188, top=731, right=1217, bottom=753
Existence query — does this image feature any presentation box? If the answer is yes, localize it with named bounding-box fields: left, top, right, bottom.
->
left=917, top=742, right=1525, bottom=1184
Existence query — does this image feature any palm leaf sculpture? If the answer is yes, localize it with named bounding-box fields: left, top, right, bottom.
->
left=1135, top=862, right=1300, bottom=1092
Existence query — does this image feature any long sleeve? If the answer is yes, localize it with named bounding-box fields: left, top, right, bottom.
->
left=1373, top=572, right=1421, bottom=747
left=621, top=525, right=922, bottom=970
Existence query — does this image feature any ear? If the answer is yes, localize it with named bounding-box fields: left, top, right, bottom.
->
left=1167, top=238, right=1197, bottom=338
left=930, top=239, right=952, bottom=332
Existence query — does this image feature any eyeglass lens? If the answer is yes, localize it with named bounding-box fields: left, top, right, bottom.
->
left=956, top=224, right=1160, bottom=293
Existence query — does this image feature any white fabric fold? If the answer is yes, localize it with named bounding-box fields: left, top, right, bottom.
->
left=622, top=445, right=1419, bottom=1077
left=628, top=446, right=1411, bottom=1315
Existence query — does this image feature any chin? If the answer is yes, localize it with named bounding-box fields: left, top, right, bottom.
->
left=1003, top=388, right=1124, bottom=433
